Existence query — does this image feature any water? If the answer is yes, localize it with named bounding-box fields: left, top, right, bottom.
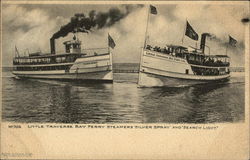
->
left=2, top=70, right=245, bottom=123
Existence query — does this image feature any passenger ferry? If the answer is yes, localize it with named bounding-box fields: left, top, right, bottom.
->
left=12, top=36, right=113, bottom=82
left=138, top=33, right=231, bottom=87
left=138, top=5, right=231, bottom=87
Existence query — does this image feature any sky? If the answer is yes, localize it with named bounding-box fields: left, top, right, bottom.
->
left=2, top=2, right=249, bottom=67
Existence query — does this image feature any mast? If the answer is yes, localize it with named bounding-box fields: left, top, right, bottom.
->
left=15, top=45, right=20, bottom=58
left=181, top=20, right=187, bottom=45
left=143, top=5, right=150, bottom=48
left=108, top=33, right=113, bottom=71
left=225, top=43, right=228, bottom=56
left=139, top=5, right=151, bottom=85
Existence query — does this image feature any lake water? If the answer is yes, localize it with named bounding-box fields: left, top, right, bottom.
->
left=2, top=71, right=245, bottom=123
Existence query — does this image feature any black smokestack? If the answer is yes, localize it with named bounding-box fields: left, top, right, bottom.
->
left=200, top=33, right=212, bottom=54
left=50, top=5, right=143, bottom=41
left=50, top=38, right=55, bottom=54
left=200, top=33, right=207, bottom=53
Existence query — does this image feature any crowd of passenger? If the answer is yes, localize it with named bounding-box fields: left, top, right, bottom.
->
left=145, top=45, right=230, bottom=67
left=191, top=67, right=226, bottom=76
left=187, top=57, right=230, bottom=67
left=146, top=45, right=170, bottom=54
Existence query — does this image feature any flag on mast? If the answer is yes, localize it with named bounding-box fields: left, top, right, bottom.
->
left=229, top=35, right=237, bottom=47
left=150, top=5, right=157, bottom=15
left=185, top=21, right=199, bottom=41
left=108, top=34, right=116, bottom=49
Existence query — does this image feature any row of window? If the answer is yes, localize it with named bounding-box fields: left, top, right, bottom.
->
left=191, top=66, right=229, bottom=76
left=14, top=65, right=72, bottom=71
left=188, top=59, right=230, bottom=67
left=13, top=55, right=81, bottom=65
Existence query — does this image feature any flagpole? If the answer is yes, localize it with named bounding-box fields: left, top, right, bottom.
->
left=108, top=33, right=113, bottom=71
left=225, top=43, right=228, bottom=56
left=181, top=19, right=187, bottom=45
left=14, top=45, right=17, bottom=58
left=139, top=5, right=150, bottom=86
left=143, top=5, right=150, bottom=48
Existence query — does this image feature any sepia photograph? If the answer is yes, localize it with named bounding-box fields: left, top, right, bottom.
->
left=2, top=1, right=247, bottom=124
left=1, top=0, right=249, bottom=159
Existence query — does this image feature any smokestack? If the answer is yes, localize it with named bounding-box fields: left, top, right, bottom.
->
left=50, top=38, right=55, bottom=54
left=200, top=33, right=209, bottom=54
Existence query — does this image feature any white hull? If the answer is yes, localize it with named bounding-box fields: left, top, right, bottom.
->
left=138, top=72, right=230, bottom=87
left=13, top=70, right=113, bottom=82
left=138, top=49, right=230, bottom=87
left=13, top=54, right=113, bottom=82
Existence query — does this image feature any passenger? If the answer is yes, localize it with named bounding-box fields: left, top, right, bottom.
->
left=163, top=48, right=168, bottom=54
left=158, top=47, right=161, bottom=51
left=153, top=46, right=158, bottom=51
left=146, top=45, right=152, bottom=50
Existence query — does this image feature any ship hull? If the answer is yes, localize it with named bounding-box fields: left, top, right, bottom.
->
left=138, top=49, right=230, bottom=87
left=138, top=71, right=230, bottom=87
left=13, top=70, right=113, bottom=82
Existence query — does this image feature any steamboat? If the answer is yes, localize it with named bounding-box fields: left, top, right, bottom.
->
left=138, top=37, right=230, bottom=87
left=138, top=5, right=233, bottom=87
left=12, top=35, right=114, bottom=82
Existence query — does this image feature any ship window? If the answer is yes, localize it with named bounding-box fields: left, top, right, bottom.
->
left=185, top=69, right=189, bottom=74
left=61, top=57, right=66, bottom=62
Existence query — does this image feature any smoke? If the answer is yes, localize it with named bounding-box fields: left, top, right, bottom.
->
left=203, top=33, right=225, bottom=46
left=70, top=6, right=148, bottom=63
left=51, top=5, right=143, bottom=40
left=204, top=33, right=216, bottom=39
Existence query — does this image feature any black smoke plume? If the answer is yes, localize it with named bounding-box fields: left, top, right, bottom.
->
left=202, top=33, right=228, bottom=47
left=51, top=5, right=143, bottom=40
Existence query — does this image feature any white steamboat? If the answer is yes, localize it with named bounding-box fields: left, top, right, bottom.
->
left=12, top=37, right=113, bottom=82
left=138, top=33, right=230, bottom=87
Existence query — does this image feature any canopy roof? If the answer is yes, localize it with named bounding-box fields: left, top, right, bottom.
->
left=63, top=40, right=81, bottom=45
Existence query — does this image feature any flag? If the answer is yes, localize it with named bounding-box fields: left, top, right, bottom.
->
left=108, top=34, right=116, bottom=49
left=150, top=5, right=157, bottom=14
left=229, top=35, right=237, bottom=47
left=185, top=21, right=199, bottom=41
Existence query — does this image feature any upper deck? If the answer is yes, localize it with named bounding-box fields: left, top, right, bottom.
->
left=13, top=37, right=110, bottom=66
left=145, top=45, right=230, bottom=68
left=13, top=53, right=85, bottom=65
left=13, top=52, right=109, bottom=66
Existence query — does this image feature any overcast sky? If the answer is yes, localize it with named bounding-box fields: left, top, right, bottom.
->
left=2, top=2, right=249, bottom=66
